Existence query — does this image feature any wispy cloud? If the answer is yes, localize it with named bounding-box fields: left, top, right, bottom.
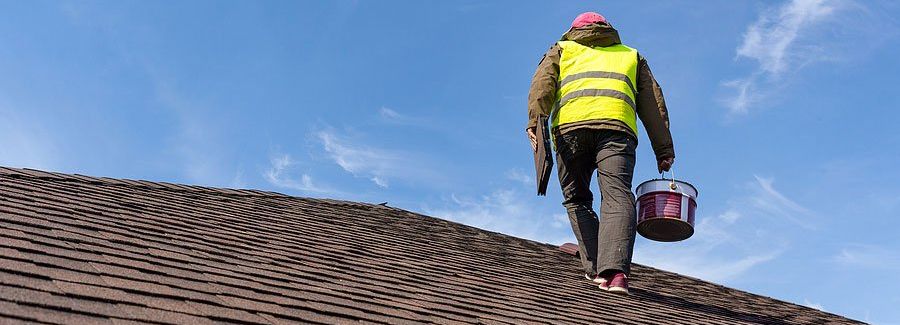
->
left=317, top=128, right=444, bottom=189
left=150, top=73, right=245, bottom=187
left=833, top=244, right=900, bottom=270
left=377, top=107, right=432, bottom=128
left=550, top=213, right=569, bottom=229
left=804, top=299, right=826, bottom=311
left=748, top=175, right=817, bottom=229
left=636, top=175, right=814, bottom=283
left=318, top=130, right=397, bottom=188
left=425, top=188, right=574, bottom=245
left=637, top=208, right=784, bottom=282
left=723, top=0, right=846, bottom=115
left=426, top=174, right=813, bottom=282
left=229, top=168, right=247, bottom=189
left=505, top=168, right=533, bottom=186
left=737, top=0, right=839, bottom=75
left=263, top=154, right=336, bottom=194
left=0, top=108, right=58, bottom=170
left=721, top=78, right=763, bottom=116
left=374, top=106, right=484, bottom=149
left=378, top=107, right=406, bottom=123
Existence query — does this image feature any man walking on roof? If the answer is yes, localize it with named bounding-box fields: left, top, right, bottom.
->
left=527, top=12, right=675, bottom=294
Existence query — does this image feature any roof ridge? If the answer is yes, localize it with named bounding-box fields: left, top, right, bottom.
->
left=0, top=166, right=292, bottom=200
left=0, top=166, right=395, bottom=218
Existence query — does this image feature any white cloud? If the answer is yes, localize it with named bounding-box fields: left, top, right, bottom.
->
left=378, top=107, right=422, bottom=126
left=636, top=208, right=784, bottom=282
left=833, top=244, right=900, bottom=270
left=151, top=77, right=241, bottom=187
left=804, top=299, right=826, bottom=311
left=425, top=189, right=574, bottom=245
left=551, top=213, right=569, bottom=229
left=425, top=174, right=813, bottom=283
left=0, top=108, right=58, bottom=170
left=263, top=154, right=335, bottom=194
left=721, top=78, right=761, bottom=115
left=724, top=0, right=848, bottom=115
left=317, top=129, right=444, bottom=189
left=636, top=176, right=813, bottom=283
left=229, top=168, right=247, bottom=189
left=379, top=107, right=403, bottom=121
left=505, top=168, right=533, bottom=186
left=737, top=0, right=838, bottom=75
left=318, top=130, right=398, bottom=188
left=749, top=175, right=817, bottom=229
left=682, top=252, right=781, bottom=282
left=719, top=209, right=742, bottom=224
left=370, top=176, right=388, bottom=188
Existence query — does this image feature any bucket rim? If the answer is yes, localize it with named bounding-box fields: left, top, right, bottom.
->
left=635, top=178, right=699, bottom=197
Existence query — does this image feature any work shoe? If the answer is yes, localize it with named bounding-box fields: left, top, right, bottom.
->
left=596, top=272, right=613, bottom=291
left=605, top=272, right=629, bottom=295
left=598, top=278, right=610, bottom=291
left=584, top=273, right=607, bottom=285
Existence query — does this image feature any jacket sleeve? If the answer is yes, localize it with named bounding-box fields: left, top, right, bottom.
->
left=526, top=44, right=561, bottom=130
left=635, top=54, right=675, bottom=161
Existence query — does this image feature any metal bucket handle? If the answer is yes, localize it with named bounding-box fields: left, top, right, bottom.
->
left=660, top=168, right=678, bottom=191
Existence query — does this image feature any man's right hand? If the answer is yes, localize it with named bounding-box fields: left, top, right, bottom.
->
left=527, top=128, right=537, bottom=152
left=658, top=157, right=674, bottom=173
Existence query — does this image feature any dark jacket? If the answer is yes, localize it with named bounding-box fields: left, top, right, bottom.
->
left=527, top=23, right=675, bottom=161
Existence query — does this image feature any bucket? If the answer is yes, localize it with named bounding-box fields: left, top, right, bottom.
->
left=635, top=172, right=698, bottom=242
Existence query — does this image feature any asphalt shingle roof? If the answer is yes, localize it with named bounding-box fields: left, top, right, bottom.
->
left=0, top=167, right=863, bottom=324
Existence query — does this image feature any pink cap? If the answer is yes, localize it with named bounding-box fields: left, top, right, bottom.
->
left=571, top=12, right=607, bottom=28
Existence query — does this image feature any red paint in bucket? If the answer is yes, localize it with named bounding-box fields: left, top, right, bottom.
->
left=635, top=178, right=698, bottom=242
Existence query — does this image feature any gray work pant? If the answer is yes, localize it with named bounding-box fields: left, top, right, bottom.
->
left=556, top=128, right=637, bottom=277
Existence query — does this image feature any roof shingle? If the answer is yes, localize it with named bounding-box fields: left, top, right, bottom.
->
left=0, top=167, right=863, bottom=324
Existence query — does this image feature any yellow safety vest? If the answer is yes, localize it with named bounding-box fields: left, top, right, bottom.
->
left=552, top=41, right=640, bottom=135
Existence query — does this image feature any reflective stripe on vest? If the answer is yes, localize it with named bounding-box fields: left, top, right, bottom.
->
left=551, top=41, right=640, bottom=135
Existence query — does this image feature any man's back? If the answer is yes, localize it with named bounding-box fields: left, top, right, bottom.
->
left=525, top=12, right=676, bottom=296
left=527, top=22, right=674, bottom=167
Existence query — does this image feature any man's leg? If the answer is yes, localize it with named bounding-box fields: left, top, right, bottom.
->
left=564, top=202, right=599, bottom=276
left=556, top=130, right=600, bottom=276
left=594, top=131, right=638, bottom=276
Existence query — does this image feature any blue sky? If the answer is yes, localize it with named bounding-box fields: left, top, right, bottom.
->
left=1, top=0, right=899, bottom=323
